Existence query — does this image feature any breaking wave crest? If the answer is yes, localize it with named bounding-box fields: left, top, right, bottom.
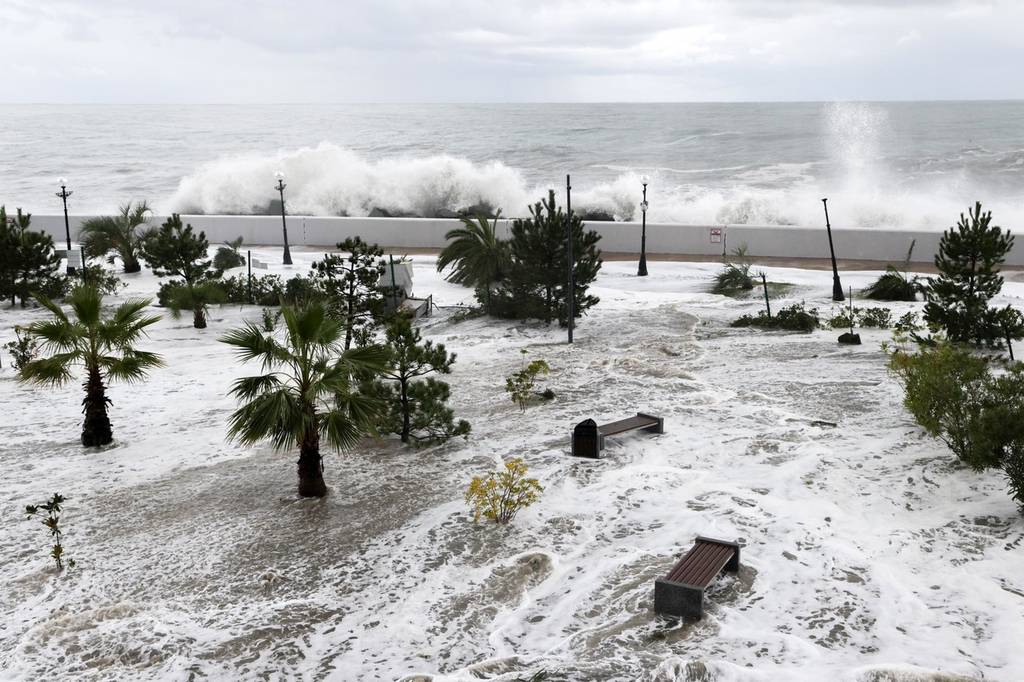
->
left=168, top=136, right=1024, bottom=230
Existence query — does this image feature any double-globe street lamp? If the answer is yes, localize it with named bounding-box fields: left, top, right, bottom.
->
left=274, top=171, right=293, bottom=266
left=638, top=175, right=649, bottom=277
left=56, top=178, right=76, bottom=274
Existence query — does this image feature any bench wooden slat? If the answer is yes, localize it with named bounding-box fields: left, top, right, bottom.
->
left=673, top=544, right=732, bottom=587
left=598, top=415, right=659, bottom=437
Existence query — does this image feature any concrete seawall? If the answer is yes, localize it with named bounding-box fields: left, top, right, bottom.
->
left=26, top=214, right=980, bottom=267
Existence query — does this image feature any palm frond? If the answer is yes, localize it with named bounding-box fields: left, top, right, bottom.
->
left=101, top=350, right=165, bottom=383
left=226, top=388, right=303, bottom=449
left=219, top=322, right=290, bottom=370
left=320, top=407, right=368, bottom=451
left=19, top=354, right=79, bottom=386
left=339, top=344, right=389, bottom=375
left=68, top=286, right=103, bottom=327
left=25, top=318, right=81, bottom=352
left=229, top=374, right=285, bottom=401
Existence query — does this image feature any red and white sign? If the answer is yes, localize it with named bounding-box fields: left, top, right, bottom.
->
left=709, top=227, right=723, bottom=243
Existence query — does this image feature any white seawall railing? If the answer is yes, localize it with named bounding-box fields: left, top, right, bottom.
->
left=25, top=214, right=986, bottom=266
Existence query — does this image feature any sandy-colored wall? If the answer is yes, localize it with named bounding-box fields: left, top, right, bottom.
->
left=27, top=214, right=964, bottom=266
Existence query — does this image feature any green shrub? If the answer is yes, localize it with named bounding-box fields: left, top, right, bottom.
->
left=505, top=354, right=552, bottom=411
left=79, top=264, right=125, bottom=295
left=864, top=242, right=921, bottom=301
left=25, top=493, right=75, bottom=571
left=711, top=245, right=755, bottom=295
left=218, top=273, right=284, bottom=305
left=894, top=311, right=922, bottom=333
left=732, top=303, right=819, bottom=333
left=826, top=310, right=854, bottom=330
left=858, top=307, right=894, bottom=329
left=465, top=458, right=543, bottom=524
left=3, top=326, right=38, bottom=370
left=888, top=340, right=997, bottom=470
left=1004, top=445, right=1024, bottom=511
left=213, top=237, right=246, bottom=272
left=864, top=269, right=921, bottom=301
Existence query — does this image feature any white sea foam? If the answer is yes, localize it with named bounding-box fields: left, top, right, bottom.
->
left=167, top=139, right=1024, bottom=230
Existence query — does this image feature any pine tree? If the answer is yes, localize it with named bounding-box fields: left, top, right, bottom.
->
left=924, top=202, right=1022, bottom=346
left=0, top=206, right=62, bottom=307
left=366, top=315, right=470, bottom=446
left=311, top=237, right=389, bottom=349
left=140, top=214, right=223, bottom=328
left=493, top=190, right=602, bottom=325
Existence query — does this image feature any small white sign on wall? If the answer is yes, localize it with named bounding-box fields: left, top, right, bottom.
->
left=709, top=227, right=723, bottom=244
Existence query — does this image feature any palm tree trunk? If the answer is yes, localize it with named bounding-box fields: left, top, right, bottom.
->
left=123, top=254, right=141, bottom=274
left=297, top=429, right=327, bottom=497
left=193, top=307, right=207, bottom=329
left=81, top=364, right=113, bottom=446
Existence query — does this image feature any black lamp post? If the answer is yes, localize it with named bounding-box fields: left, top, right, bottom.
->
left=56, top=177, right=75, bottom=274
left=275, top=171, right=293, bottom=266
left=638, top=175, right=649, bottom=276
left=566, top=174, right=574, bottom=345
left=822, top=198, right=844, bottom=302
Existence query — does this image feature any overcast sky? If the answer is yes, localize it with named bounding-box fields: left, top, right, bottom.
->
left=2, top=0, right=1021, bottom=103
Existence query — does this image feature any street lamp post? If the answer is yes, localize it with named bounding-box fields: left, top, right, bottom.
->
left=822, top=198, right=844, bottom=302
left=566, top=174, right=574, bottom=345
left=275, top=171, right=293, bottom=266
left=638, top=175, right=649, bottom=276
left=56, top=178, right=75, bottom=274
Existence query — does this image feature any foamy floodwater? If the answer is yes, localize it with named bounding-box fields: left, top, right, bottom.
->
left=1, top=253, right=1022, bottom=681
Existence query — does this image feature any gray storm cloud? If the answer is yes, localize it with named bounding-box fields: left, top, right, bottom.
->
left=0, top=0, right=1019, bottom=102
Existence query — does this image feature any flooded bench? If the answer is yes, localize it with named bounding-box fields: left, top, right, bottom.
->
left=571, top=412, right=664, bottom=458
left=654, top=536, right=741, bottom=619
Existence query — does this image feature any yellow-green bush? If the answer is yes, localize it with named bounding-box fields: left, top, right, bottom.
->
left=465, top=458, right=543, bottom=524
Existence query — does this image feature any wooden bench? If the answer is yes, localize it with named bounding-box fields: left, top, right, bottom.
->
left=654, top=536, right=741, bottom=619
left=571, top=412, right=664, bottom=458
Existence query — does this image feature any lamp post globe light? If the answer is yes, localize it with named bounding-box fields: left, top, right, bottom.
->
left=638, top=175, right=649, bottom=277
left=274, top=171, right=293, bottom=266
left=56, top=178, right=76, bottom=274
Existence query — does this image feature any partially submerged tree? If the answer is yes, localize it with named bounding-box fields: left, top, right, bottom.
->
left=79, top=201, right=152, bottom=273
left=366, top=314, right=470, bottom=446
left=213, top=236, right=246, bottom=272
left=0, top=206, right=63, bottom=307
left=924, top=202, right=1023, bottom=346
left=436, top=212, right=510, bottom=314
left=311, top=237, right=389, bottom=349
left=492, top=191, right=602, bottom=325
left=221, top=302, right=386, bottom=497
left=140, top=214, right=224, bottom=328
left=863, top=240, right=922, bottom=302
left=19, top=286, right=163, bottom=446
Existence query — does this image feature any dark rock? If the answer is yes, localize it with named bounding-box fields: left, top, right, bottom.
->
left=838, top=332, right=862, bottom=345
left=578, top=209, right=616, bottom=222
left=368, top=207, right=417, bottom=218
left=457, top=202, right=499, bottom=219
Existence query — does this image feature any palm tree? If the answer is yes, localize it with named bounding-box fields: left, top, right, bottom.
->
left=19, top=286, right=164, bottom=446
left=221, top=301, right=386, bottom=497
left=436, top=212, right=509, bottom=313
left=79, top=201, right=153, bottom=273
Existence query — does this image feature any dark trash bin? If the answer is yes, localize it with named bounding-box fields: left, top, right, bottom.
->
left=572, top=418, right=600, bottom=458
